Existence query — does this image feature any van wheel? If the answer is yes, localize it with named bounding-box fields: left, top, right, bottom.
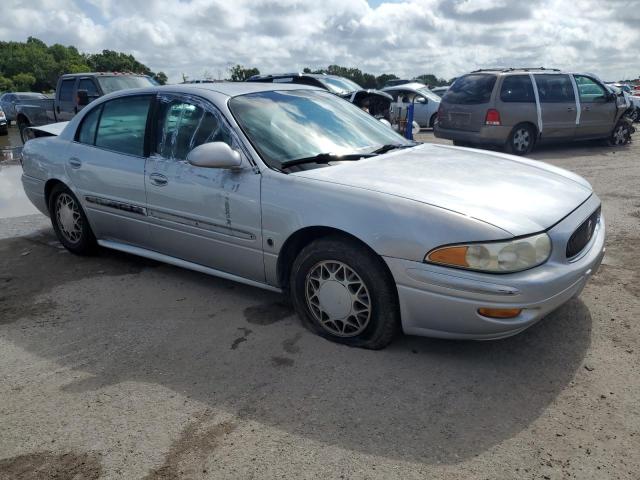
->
left=49, top=184, right=98, bottom=255
left=289, top=237, right=399, bottom=349
left=506, top=124, right=535, bottom=155
left=609, top=122, right=631, bottom=146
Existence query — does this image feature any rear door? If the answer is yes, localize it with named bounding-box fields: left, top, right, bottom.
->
left=438, top=74, right=497, bottom=132
left=65, top=94, right=153, bottom=246
left=144, top=93, right=264, bottom=282
left=496, top=74, right=538, bottom=130
left=533, top=74, right=577, bottom=140
left=56, top=78, right=78, bottom=121
left=573, top=75, right=617, bottom=138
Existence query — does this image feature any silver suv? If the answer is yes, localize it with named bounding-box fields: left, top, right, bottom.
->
left=435, top=68, right=633, bottom=154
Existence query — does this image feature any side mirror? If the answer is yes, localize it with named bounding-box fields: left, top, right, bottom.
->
left=187, top=142, right=242, bottom=169
left=415, top=96, right=427, bottom=104
left=77, top=90, right=90, bottom=106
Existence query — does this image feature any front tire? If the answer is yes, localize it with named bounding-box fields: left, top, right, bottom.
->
left=289, top=237, right=399, bottom=349
left=49, top=184, right=97, bottom=255
left=608, top=121, right=631, bottom=146
left=505, top=124, right=535, bottom=155
left=18, top=118, right=32, bottom=144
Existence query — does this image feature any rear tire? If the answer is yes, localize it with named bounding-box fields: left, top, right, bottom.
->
left=505, top=124, right=535, bottom=155
left=48, top=184, right=98, bottom=255
left=289, top=236, right=399, bottom=349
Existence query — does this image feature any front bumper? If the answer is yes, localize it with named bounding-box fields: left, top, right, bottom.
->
left=385, top=195, right=605, bottom=340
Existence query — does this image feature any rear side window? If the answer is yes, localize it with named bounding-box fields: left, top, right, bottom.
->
left=58, top=79, right=75, bottom=102
left=76, top=105, right=103, bottom=145
left=155, top=97, right=233, bottom=161
left=500, top=75, right=535, bottom=103
left=534, top=74, right=575, bottom=103
left=443, top=74, right=496, bottom=104
left=95, top=96, right=152, bottom=156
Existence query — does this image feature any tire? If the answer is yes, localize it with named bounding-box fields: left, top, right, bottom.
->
left=608, top=121, right=632, bottom=146
left=0, top=127, right=7, bottom=136
left=630, top=108, right=640, bottom=124
left=289, top=236, right=399, bottom=349
left=18, top=118, right=32, bottom=144
left=48, top=184, right=98, bottom=255
left=505, top=124, right=535, bottom=155
left=429, top=113, right=437, bottom=129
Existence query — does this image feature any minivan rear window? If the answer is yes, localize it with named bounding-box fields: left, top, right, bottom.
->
left=443, top=74, right=496, bottom=105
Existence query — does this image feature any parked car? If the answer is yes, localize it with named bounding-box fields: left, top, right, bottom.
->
left=383, top=79, right=412, bottom=88
left=435, top=68, right=633, bottom=154
left=0, top=92, right=49, bottom=123
left=382, top=82, right=441, bottom=128
left=0, top=105, right=7, bottom=135
left=14, top=72, right=156, bottom=143
left=606, top=83, right=640, bottom=123
left=431, top=86, right=450, bottom=97
left=246, top=73, right=393, bottom=121
left=20, top=82, right=605, bottom=349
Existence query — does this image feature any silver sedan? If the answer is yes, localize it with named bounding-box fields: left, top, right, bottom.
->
left=21, top=83, right=605, bottom=349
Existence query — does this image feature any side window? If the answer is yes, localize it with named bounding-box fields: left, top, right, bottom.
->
left=155, top=97, right=233, bottom=161
left=500, top=75, right=535, bottom=103
left=574, top=75, right=607, bottom=103
left=76, top=104, right=103, bottom=145
left=78, top=78, right=99, bottom=98
left=95, top=96, right=151, bottom=156
left=58, top=79, right=76, bottom=102
left=534, top=74, right=575, bottom=103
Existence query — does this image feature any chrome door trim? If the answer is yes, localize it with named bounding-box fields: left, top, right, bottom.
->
left=146, top=208, right=256, bottom=240
left=529, top=73, right=543, bottom=133
left=84, top=195, right=147, bottom=215
left=569, top=74, right=582, bottom=125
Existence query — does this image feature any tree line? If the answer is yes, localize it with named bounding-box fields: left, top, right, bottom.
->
left=0, top=37, right=167, bottom=92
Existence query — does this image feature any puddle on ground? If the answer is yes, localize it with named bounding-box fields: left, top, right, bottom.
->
left=0, top=163, right=39, bottom=218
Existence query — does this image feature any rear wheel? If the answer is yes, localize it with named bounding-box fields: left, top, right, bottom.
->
left=608, top=121, right=631, bottom=146
left=289, top=237, right=399, bottom=349
left=506, top=124, right=535, bottom=155
left=49, top=184, right=97, bottom=255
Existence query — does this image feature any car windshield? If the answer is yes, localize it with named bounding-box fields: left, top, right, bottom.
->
left=96, top=76, right=156, bottom=94
left=229, top=90, right=409, bottom=169
left=444, top=74, right=497, bottom=105
left=417, top=87, right=441, bottom=102
left=319, top=76, right=362, bottom=94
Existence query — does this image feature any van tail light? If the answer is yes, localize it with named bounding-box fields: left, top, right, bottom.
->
left=485, top=109, right=501, bottom=126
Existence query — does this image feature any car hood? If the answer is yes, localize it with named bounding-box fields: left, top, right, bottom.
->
left=291, top=143, right=593, bottom=236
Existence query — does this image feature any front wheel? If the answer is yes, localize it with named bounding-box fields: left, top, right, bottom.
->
left=18, top=119, right=33, bottom=144
left=49, top=184, right=98, bottom=255
left=608, top=121, right=632, bottom=146
left=289, top=237, right=399, bottom=349
left=505, top=124, right=535, bottom=155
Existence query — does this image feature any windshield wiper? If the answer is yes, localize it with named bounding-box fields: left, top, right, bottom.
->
left=371, top=143, right=417, bottom=154
left=281, top=152, right=375, bottom=168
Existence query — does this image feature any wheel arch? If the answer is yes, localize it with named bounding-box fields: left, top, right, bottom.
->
left=512, top=121, right=539, bottom=139
left=276, top=226, right=397, bottom=295
left=44, top=178, right=67, bottom=212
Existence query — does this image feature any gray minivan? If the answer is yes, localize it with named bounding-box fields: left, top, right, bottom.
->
left=435, top=68, right=633, bottom=154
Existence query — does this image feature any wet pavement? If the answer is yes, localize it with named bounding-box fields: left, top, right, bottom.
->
left=0, top=125, right=38, bottom=219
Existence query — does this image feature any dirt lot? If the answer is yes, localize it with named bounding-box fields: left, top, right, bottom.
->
left=0, top=126, right=638, bottom=479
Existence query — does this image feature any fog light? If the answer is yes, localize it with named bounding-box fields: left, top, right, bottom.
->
left=478, top=307, right=522, bottom=319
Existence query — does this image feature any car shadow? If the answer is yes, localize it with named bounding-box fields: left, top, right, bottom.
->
left=1, top=232, right=593, bottom=465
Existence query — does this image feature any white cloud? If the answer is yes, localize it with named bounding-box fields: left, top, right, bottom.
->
left=2, top=0, right=639, bottom=83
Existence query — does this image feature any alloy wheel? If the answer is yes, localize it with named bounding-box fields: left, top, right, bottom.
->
left=55, top=193, right=83, bottom=243
left=512, top=128, right=530, bottom=152
left=612, top=125, right=629, bottom=145
left=305, top=260, right=372, bottom=337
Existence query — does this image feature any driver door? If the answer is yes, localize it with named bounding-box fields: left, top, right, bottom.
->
left=573, top=75, right=618, bottom=138
left=144, top=94, right=264, bottom=282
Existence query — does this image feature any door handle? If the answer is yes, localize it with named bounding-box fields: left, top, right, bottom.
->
left=583, top=106, right=591, bottom=111
left=567, top=107, right=575, bottom=111
left=68, top=157, right=82, bottom=169
left=149, top=173, right=168, bottom=186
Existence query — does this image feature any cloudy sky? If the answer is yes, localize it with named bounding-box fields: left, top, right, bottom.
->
left=2, top=0, right=639, bottom=83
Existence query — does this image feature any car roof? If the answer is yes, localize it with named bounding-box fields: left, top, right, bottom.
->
left=141, top=82, right=322, bottom=98
left=382, top=82, right=427, bottom=91
left=60, top=72, right=150, bottom=78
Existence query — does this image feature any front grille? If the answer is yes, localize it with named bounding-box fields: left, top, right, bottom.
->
left=566, top=207, right=601, bottom=258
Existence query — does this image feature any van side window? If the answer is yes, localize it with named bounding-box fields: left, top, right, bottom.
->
left=155, top=97, right=233, bottom=161
left=534, top=75, right=575, bottom=103
left=574, top=76, right=607, bottom=103
left=500, top=75, right=535, bottom=103
left=76, top=104, right=103, bottom=145
left=58, top=79, right=75, bottom=102
left=95, top=96, right=152, bottom=156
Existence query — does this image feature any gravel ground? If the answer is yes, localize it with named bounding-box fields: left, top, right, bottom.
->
left=0, top=127, right=638, bottom=479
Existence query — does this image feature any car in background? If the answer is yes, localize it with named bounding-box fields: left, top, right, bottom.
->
left=431, top=86, right=450, bottom=97
left=246, top=73, right=393, bottom=121
left=0, top=105, right=7, bottom=135
left=383, top=79, right=412, bottom=88
left=0, top=92, right=49, bottom=123
left=20, top=82, right=606, bottom=349
left=606, top=82, right=640, bottom=123
left=382, top=82, right=441, bottom=128
left=14, top=72, right=156, bottom=142
left=435, top=68, right=633, bottom=155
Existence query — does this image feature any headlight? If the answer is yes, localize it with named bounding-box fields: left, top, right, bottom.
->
left=425, top=232, right=551, bottom=273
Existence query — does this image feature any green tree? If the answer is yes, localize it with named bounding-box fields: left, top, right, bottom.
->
left=11, top=73, right=36, bottom=90
left=153, top=71, right=168, bottom=85
left=229, top=64, right=260, bottom=82
left=375, top=73, right=399, bottom=89
left=0, top=75, right=14, bottom=92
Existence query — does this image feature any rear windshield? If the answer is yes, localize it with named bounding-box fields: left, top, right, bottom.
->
left=96, top=76, right=156, bottom=94
left=443, top=74, right=496, bottom=105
